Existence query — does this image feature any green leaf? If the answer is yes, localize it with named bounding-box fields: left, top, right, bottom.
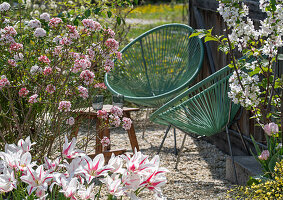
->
left=251, top=135, right=261, bottom=156
left=107, top=11, right=112, bottom=18
left=116, top=17, right=121, bottom=25
left=268, top=151, right=280, bottom=172
left=204, top=36, right=218, bottom=43
left=134, top=0, right=138, bottom=5
left=93, top=8, right=101, bottom=15
left=189, top=32, right=202, bottom=38
left=85, top=9, right=91, bottom=18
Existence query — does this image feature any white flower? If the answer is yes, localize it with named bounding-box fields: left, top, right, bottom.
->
left=40, top=13, right=50, bottom=22
left=28, top=19, right=41, bottom=29
left=34, top=28, right=46, bottom=37
left=0, top=165, right=17, bottom=193
left=0, top=2, right=10, bottom=12
left=20, top=165, right=52, bottom=196
left=30, top=65, right=42, bottom=74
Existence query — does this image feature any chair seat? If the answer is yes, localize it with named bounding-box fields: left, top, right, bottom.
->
left=105, top=23, right=204, bottom=107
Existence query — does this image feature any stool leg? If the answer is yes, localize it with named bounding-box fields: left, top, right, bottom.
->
left=125, top=111, right=140, bottom=152
left=157, top=125, right=171, bottom=154
left=175, top=133, right=187, bottom=169
left=226, top=126, right=238, bottom=184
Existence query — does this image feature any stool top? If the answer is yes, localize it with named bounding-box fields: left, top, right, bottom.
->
left=73, top=105, right=140, bottom=115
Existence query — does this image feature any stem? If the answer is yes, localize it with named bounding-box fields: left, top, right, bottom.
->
left=97, top=184, right=102, bottom=200
left=281, top=89, right=283, bottom=144
left=224, top=23, right=245, bottom=91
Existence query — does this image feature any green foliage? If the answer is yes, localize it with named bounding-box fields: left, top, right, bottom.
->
left=227, top=159, right=283, bottom=199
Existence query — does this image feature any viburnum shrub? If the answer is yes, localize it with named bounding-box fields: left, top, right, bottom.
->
left=191, top=0, right=283, bottom=174
left=0, top=2, right=132, bottom=158
left=0, top=136, right=168, bottom=199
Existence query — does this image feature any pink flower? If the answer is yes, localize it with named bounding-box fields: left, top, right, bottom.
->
left=104, top=28, right=115, bottom=38
left=60, top=37, right=73, bottom=46
left=97, top=110, right=108, bottom=120
left=58, top=101, right=71, bottom=112
left=38, top=55, right=50, bottom=64
left=0, top=76, right=10, bottom=90
left=46, top=84, right=56, bottom=94
left=72, top=59, right=91, bottom=73
left=82, top=19, right=102, bottom=31
left=78, top=86, right=88, bottom=99
left=43, top=67, right=52, bottom=76
left=94, top=83, right=107, bottom=90
left=67, top=25, right=77, bottom=32
left=258, top=150, right=269, bottom=160
left=105, top=38, right=119, bottom=52
left=263, top=122, right=279, bottom=136
left=80, top=70, right=95, bottom=85
left=66, top=117, right=75, bottom=126
left=110, top=106, right=123, bottom=117
left=53, top=46, right=62, bottom=56
left=49, top=17, right=62, bottom=28
left=81, top=154, right=113, bottom=184
left=116, top=52, right=122, bottom=60
left=8, top=59, right=17, bottom=67
left=122, top=117, right=132, bottom=130
left=19, top=87, right=29, bottom=97
left=28, top=94, right=38, bottom=103
left=62, top=136, right=83, bottom=159
left=20, top=165, right=53, bottom=196
left=9, top=43, right=23, bottom=51
left=109, top=115, right=121, bottom=127
left=101, top=136, right=110, bottom=148
left=4, top=26, right=17, bottom=36
left=104, top=65, right=112, bottom=73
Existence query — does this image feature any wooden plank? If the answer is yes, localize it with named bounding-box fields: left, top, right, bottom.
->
left=125, top=111, right=140, bottom=152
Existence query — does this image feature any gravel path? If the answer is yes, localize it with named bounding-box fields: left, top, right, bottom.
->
left=77, top=110, right=234, bottom=200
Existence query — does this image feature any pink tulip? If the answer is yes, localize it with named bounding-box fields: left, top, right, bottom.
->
left=258, top=150, right=269, bottom=160
left=263, top=122, right=279, bottom=136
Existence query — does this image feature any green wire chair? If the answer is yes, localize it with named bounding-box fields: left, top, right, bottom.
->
left=105, top=23, right=204, bottom=108
left=150, top=58, right=254, bottom=183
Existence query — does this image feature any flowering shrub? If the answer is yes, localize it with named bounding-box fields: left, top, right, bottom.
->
left=0, top=136, right=168, bottom=199
left=0, top=2, right=133, bottom=157
left=227, top=159, right=283, bottom=199
left=191, top=0, right=283, bottom=174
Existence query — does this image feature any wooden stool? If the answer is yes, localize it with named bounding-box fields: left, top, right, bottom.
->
left=72, top=105, right=140, bottom=161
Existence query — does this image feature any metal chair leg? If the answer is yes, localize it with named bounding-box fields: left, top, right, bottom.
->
left=173, top=128, right=178, bottom=155
left=236, top=123, right=250, bottom=155
left=175, top=133, right=187, bottom=169
left=226, top=126, right=238, bottom=184
left=157, top=125, right=171, bottom=154
left=142, top=108, right=150, bottom=138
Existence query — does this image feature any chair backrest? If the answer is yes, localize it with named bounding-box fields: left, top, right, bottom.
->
left=105, top=24, right=204, bottom=107
left=150, top=59, right=252, bottom=136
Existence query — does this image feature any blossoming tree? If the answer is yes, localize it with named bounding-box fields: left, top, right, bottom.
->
left=191, top=0, right=283, bottom=174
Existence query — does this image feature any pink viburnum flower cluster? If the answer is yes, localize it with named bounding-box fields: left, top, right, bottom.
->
left=78, top=86, right=88, bottom=99
left=0, top=136, right=168, bottom=199
left=0, top=76, right=10, bottom=90
left=97, top=106, right=132, bottom=131
left=58, top=101, right=71, bottom=112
